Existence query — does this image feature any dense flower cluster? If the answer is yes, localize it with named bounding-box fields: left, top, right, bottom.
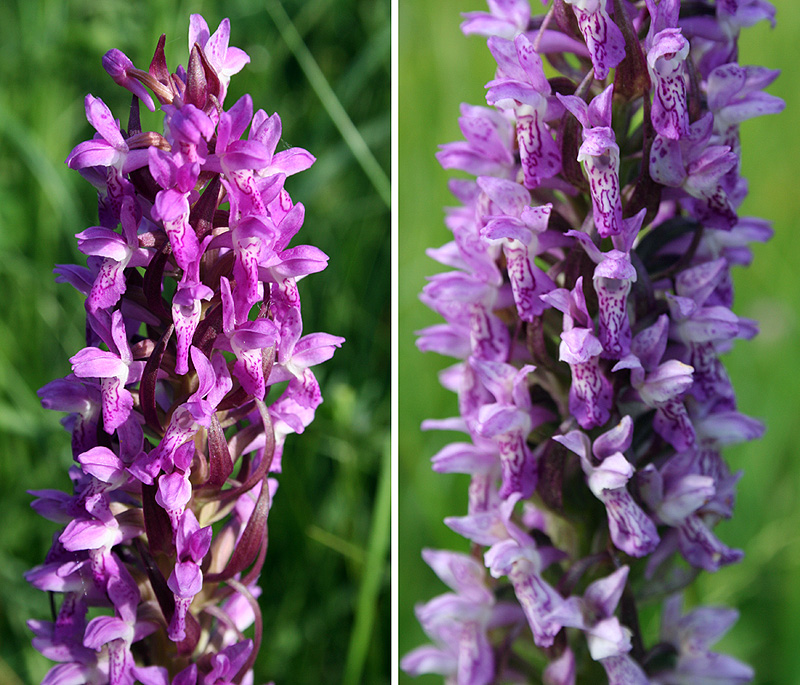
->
left=27, top=15, right=342, bottom=685
left=404, top=1, right=782, bottom=683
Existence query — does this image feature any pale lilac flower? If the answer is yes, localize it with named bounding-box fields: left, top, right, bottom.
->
left=436, top=105, right=516, bottom=177
left=481, top=200, right=555, bottom=322
left=649, top=114, right=739, bottom=230
left=409, top=0, right=780, bottom=681
left=401, top=550, right=497, bottom=684
left=558, top=85, right=623, bottom=238
left=472, top=361, right=549, bottom=498
left=563, top=0, right=626, bottom=80
left=484, top=534, right=563, bottom=648
left=556, top=418, right=660, bottom=557
left=461, top=0, right=532, bottom=39
left=652, top=595, right=754, bottom=684
left=566, top=210, right=644, bottom=359
left=647, top=29, right=691, bottom=141
left=543, top=278, right=614, bottom=429
left=486, top=34, right=562, bottom=188
left=548, top=566, right=632, bottom=661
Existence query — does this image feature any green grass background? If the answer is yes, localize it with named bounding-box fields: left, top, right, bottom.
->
left=399, top=2, right=800, bottom=683
left=0, top=0, right=389, bottom=683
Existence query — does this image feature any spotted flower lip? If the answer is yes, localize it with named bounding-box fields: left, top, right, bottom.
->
left=407, top=0, right=782, bottom=682
left=29, top=13, right=341, bottom=685
left=563, top=0, right=626, bottom=80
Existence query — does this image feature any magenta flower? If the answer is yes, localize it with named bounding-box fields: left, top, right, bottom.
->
left=188, top=15, right=250, bottom=100
left=29, top=14, right=341, bottom=684
left=69, top=310, right=144, bottom=434
left=66, top=95, right=150, bottom=173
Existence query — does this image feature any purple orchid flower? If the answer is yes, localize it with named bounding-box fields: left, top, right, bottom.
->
left=69, top=310, right=144, bottom=434
left=639, top=457, right=744, bottom=573
left=76, top=197, right=151, bottom=314
left=613, top=314, right=698, bottom=451
left=653, top=594, right=754, bottom=683
left=486, top=34, right=563, bottom=188
left=647, top=28, right=691, bottom=141
left=650, top=114, right=740, bottom=230
left=166, top=510, right=213, bottom=641
left=563, top=0, right=626, bottom=80
left=480, top=183, right=556, bottom=321
left=401, top=550, right=499, bottom=685
left=461, top=0, right=532, bottom=39
left=472, top=360, right=553, bottom=498
left=567, top=210, right=644, bottom=359
left=556, top=417, right=660, bottom=557
left=188, top=15, right=250, bottom=100
left=409, top=6, right=779, bottom=679
left=436, top=104, right=517, bottom=178
left=542, top=277, right=614, bottom=429
left=548, top=566, right=632, bottom=661
left=65, top=95, right=149, bottom=174
left=30, top=13, right=342, bottom=684
left=558, top=85, right=624, bottom=238
left=445, top=494, right=567, bottom=649
left=484, top=529, right=564, bottom=648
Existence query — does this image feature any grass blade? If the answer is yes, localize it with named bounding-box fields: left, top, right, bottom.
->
left=266, top=0, right=391, bottom=208
left=343, top=435, right=390, bottom=685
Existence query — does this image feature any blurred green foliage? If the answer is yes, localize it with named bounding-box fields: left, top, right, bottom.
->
left=399, top=1, right=800, bottom=684
left=0, top=0, right=389, bottom=683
